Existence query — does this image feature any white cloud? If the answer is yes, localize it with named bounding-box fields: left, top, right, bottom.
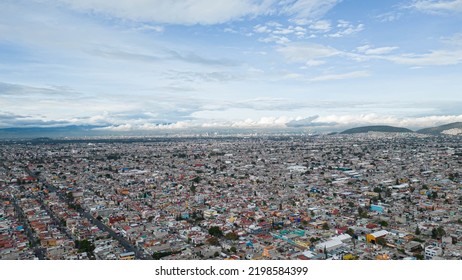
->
left=305, top=59, right=326, bottom=66
left=328, top=21, right=364, bottom=38
left=92, top=113, right=462, bottom=131
left=95, top=116, right=301, bottom=131
left=266, top=21, right=283, bottom=27
left=409, top=0, right=462, bottom=14
left=136, top=24, right=164, bottom=32
left=95, top=121, right=199, bottom=131
left=48, top=0, right=272, bottom=25
left=309, top=20, right=332, bottom=32
left=283, top=73, right=304, bottom=79
left=231, top=116, right=293, bottom=128
left=273, top=27, right=295, bottom=35
left=367, top=47, right=398, bottom=55
left=356, top=45, right=371, bottom=53
left=259, top=35, right=291, bottom=44
left=356, top=45, right=399, bottom=55
left=223, top=27, right=238, bottom=33
left=354, top=34, right=462, bottom=66
left=386, top=49, right=462, bottom=65
left=442, top=33, right=462, bottom=46
left=256, top=22, right=310, bottom=42
left=254, top=24, right=271, bottom=33
left=310, top=71, right=370, bottom=82
left=277, top=43, right=341, bottom=63
left=280, top=0, right=341, bottom=19
left=46, top=0, right=341, bottom=25
left=375, top=11, right=402, bottom=22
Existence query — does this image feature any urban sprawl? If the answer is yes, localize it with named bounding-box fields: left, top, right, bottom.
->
left=1, top=133, right=461, bottom=260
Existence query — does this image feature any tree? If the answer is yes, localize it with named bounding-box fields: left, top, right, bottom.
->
left=152, top=251, right=173, bottom=260
left=208, top=226, right=223, bottom=237
left=75, top=239, right=95, bottom=254
left=225, top=232, right=239, bottom=241
left=358, top=206, right=368, bottom=218
left=415, top=226, right=421, bottom=235
left=310, top=237, right=320, bottom=243
left=431, top=226, right=445, bottom=239
left=346, top=228, right=355, bottom=236
left=207, top=237, right=220, bottom=246
left=378, top=220, right=388, bottom=227
left=322, top=223, right=330, bottom=230
left=190, top=184, right=197, bottom=194
left=230, top=246, right=237, bottom=253
left=373, top=187, right=382, bottom=193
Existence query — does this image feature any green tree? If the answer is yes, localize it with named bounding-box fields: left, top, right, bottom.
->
left=152, top=251, right=173, bottom=260
left=207, top=237, right=220, bottom=246
left=208, top=226, right=223, bottom=237
left=346, top=228, right=355, bottom=236
left=225, top=232, right=239, bottom=241
left=75, top=239, right=95, bottom=254
left=310, top=237, right=320, bottom=243
left=358, top=206, right=368, bottom=218
left=415, top=226, right=421, bottom=235
left=431, top=226, right=445, bottom=239
left=378, top=220, right=388, bottom=227
left=373, top=187, right=382, bottom=193
left=190, top=184, right=197, bottom=194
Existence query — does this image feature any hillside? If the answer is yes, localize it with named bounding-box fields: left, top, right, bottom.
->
left=341, top=125, right=413, bottom=134
left=416, top=122, right=462, bottom=135
left=0, top=125, right=103, bottom=138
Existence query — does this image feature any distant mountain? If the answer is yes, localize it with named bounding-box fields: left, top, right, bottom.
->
left=416, top=122, right=462, bottom=135
left=341, top=125, right=413, bottom=134
left=0, top=125, right=104, bottom=138
left=2, top=122, right=462, bottom=139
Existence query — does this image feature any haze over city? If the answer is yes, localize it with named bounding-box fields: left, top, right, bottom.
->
left=1, top=0, right=462, bottom=134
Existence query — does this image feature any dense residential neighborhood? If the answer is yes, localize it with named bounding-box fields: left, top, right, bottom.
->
left=1, top=133, right=461, bottom=260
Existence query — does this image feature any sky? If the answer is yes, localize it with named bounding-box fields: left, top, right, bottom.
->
left=1, top=0, right=462, bottom=132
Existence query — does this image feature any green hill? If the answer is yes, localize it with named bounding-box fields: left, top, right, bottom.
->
left=341, top=125, right=413, bottom=134
left=416, top=122, right=462, bottom=135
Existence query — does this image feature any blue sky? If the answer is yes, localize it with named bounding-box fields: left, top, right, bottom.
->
left=1, top=0, right=462, bottom=131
